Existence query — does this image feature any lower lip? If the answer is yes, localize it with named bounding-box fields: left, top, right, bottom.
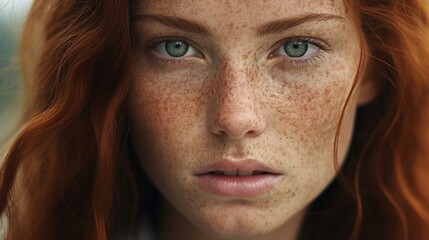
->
left=195, top=174, right=282, bottom=197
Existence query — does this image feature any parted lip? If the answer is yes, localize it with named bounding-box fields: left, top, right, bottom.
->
left=194, top=159, right=283, bottom=175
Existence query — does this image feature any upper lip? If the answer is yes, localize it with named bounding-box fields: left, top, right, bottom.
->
left=194, top=159, right=282, bottom=176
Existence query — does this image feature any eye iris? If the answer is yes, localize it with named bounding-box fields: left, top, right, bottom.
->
left=165, top=40, right=189, bottom=57
left=284, top=41, right=308, bottom=57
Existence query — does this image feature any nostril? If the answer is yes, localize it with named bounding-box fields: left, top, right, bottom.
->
left=209, top=122, right=264, bottom=140
left=246, top=130, right=257, bottom=137
left=207, top=98, right=266, bottom=140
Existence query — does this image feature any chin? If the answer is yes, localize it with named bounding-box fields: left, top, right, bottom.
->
left=188, top=206, right=290, bottom=240
left=200, top=222, right=274, bottom=240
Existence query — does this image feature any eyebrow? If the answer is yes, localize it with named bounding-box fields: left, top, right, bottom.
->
left=132, top=13, right=344, bottom=37
left=256, top=13, right=344, bottom=36
left=132, top=14, right=211, bottom=36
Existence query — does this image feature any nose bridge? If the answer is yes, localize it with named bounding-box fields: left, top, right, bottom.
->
left=219, top=62, right=254, bottom=108
left=208, top=60, right=266, bottom=139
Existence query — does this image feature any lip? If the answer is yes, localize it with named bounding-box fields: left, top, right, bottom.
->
left=194, top=159, right=283, bottom=197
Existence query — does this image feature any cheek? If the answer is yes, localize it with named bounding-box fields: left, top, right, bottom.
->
left=265, top=57, right=359, bottom=188
left=268, top=58, right=357, bottom=143
left=126, top=69, right=209, bottom=184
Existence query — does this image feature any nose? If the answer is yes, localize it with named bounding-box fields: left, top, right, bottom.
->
left=208, top=65, right=266, bottom=140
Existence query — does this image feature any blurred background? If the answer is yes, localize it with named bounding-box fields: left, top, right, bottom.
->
left=0, top=0, right=32, bottom=138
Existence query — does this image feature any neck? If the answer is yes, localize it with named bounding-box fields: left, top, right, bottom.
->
left=157, top=199, right=306, bottom=240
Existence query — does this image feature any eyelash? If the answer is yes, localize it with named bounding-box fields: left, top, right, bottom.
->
left=146, top=37, right=329, bottom=67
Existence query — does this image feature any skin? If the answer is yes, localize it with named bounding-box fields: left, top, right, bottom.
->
left=128, top=0, right=373, bottom=239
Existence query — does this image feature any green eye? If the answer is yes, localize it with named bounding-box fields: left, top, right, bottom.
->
left=165, top=40, right=189, bottom=57
left=283, top=41, right=308, bottom=58
left=153, top=39, right=200, bottom=60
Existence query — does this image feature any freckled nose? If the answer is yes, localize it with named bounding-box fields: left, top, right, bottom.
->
left=208, top=67, right=266, bottom=140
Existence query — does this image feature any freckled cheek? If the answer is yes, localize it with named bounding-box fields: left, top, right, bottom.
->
left=267, top=61, right=359, bottom=177
left=269, top=70, right=352, bottom=139
left=127, top=72, right=208, bottom=173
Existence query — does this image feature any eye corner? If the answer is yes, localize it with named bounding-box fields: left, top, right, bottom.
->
left=267, top=53, right=275, bottom=60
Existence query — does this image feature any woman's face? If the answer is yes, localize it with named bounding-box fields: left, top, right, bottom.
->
left=129, top=0, right=367, bottom=238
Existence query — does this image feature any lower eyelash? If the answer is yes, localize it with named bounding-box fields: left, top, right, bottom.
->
left=151, top=52, right=195, bottom=65
left=157, top=58, right=185, bottom=65
left=286, top=55, right=326, bottom=68
left=154, top=53, right=326, bottom=68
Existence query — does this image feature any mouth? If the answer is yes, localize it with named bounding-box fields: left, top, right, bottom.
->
left=194, top=159, right=283, bottom=198
left=208, top=171, right=274, bottom=176
left=195, top=159, right=282, bottom=176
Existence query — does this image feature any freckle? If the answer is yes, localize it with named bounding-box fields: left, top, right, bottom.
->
left=226, top=22, right=234, bottom=32
left=324, top=88, right=330, bottom=97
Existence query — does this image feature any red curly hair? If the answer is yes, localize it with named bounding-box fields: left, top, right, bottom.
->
left=1, top=0, right=429, bottom=239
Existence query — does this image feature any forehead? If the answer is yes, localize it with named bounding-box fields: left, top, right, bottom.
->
left=133, top=0, right=347, bottom=24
